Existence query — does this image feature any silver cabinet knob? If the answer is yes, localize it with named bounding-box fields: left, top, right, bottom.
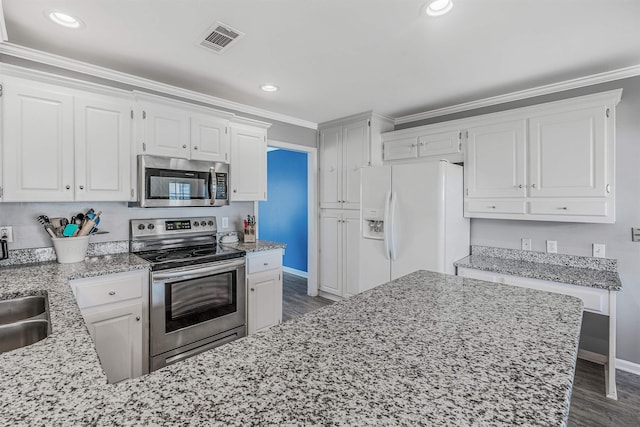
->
left=65, top=185, right=71, bottom=190
left=233, top=189, right=237, bottom=193
left=531, top=184, right=537, bottom=189
left=250, top=288, right=255, bottom=292
left=263, top=262, right=269, bottom=266
left=79, top=185, right=84, bottom=190
left=182, top=144, right=187, bottom=149
left=559, top=207, right=568, bottom=210
left=488, top=206, right=496, bottom=209
left=517, top=184, right=523, bottom=189
left=136, top=316, right=141, bottom=321
left=193, top=146, right=198, bottom=150
left=108, top=291, right=116, bottom=296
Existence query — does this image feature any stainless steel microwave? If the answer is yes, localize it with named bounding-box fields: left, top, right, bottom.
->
left=138, top=155, right=229, bottom=207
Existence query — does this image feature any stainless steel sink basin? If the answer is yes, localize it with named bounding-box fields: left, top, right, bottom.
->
left=0, top=295, right=47, bottom=325
left=0, top=319, right=50, bottom=354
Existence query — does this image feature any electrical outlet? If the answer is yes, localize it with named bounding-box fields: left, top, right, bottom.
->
left=221, top=217, right=229, bottom=228
left=546, top=240, right=557, bottom=253
left=592, top=243, right=606, bottom=258
left=521, top=238, right=532, bottom=251
left=0, top=226, right=14, bottom=243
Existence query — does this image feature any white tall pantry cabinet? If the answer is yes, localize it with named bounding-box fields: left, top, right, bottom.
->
left=318, top=112, right=393, bottom=298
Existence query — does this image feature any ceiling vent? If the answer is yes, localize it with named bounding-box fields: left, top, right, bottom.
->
left=199, top=22, right=244, bottom=54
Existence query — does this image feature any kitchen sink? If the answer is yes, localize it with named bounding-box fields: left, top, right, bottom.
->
left=0, top=320, right=51, bottom=354
left=0, top=295, right=51, bottom=354
left=0, top=295, right=48, bottom=324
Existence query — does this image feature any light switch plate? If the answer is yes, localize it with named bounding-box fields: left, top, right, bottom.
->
left=546, top=240, right=557, bottom=253
left=592, top=243, right=606, bottom=258
left=221, top=217, right=229, bottom=229
left=521, top=238, right=532, bottom=251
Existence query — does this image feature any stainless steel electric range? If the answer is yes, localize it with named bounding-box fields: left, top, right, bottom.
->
left=130, top=217, right=246, bottom=372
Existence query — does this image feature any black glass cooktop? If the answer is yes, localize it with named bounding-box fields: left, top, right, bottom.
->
left=136, top=244, right=245, bottom=271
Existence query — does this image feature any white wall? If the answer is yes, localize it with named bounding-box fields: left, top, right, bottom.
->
left=0, top=202, right=254, bottom=250
left=400, top=76, right=640, bottom=365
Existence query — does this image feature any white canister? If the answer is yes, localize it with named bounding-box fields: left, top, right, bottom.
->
left=51, top=236, right=90, bottom=263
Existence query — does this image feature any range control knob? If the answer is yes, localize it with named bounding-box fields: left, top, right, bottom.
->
left=147, top=224, right=155, bottom=230
left=193, top=221, right=200, bottom=227
left=208, top=220, right=214, bottom=226
left=137, top=224, right=145, bottom=230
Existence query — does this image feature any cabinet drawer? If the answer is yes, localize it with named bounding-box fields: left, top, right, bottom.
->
left=529, top=200, right=608, bottom=217
left=465, top=200, right=527, bottom=214
left=72, top=271, right=145, bottom=309
left=246, top=250, right=282, bottom=275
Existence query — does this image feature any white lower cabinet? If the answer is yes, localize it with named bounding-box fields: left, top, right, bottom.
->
left=70, top=270, right=149, bottom=383
left=246, top=249, right=283, bottom=335
left=319, top=209, right=359, bottom=298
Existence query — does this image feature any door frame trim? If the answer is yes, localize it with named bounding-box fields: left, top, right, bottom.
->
left=255, top=140, right=318, bottom=296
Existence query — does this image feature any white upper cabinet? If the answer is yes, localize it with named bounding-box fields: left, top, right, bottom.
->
left=529, top=106, right=608, bottom=198
left=381, top=124, right=463, bottom=163
left=2, top=79, right=75, bottom=202
left=1, top=77, right=133, bottom=202
left=136, top=93, right=232, bottom=161
left=465, top=120, right=527, bottom=199
left=75, top=94, right=133, bottom=201
left=319, top=112, right=393, bottom=210
left=463, top=90, right=621, bottom=223
left=139, top=99, right=191, bottom=158
left=229, top=119, right=269, bottom=201
left=190, top=114, right=229, bottom=162
left=319, top=125, right=342, bottom=209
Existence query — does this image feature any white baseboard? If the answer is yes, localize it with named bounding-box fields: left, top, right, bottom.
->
left=578, top=349, right=640, bottom=377
left=282, top=266, right=308, bottom=278
left=318, top=290, right=343, bottom=302
left=616, top=358, right=640, bottom=376
left=578, top=349, right=607, bottom=364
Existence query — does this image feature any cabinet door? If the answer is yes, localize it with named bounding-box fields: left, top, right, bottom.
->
left=2, top=81, right=75, bottom=201
left=247, top=269, right=282, bottom=334
left=75, top=95, right=132, bottom=201
left=342, top=211, right=361, bottom=298
left=191, top=114, right=230, bottom=162
left=140, top=102, right=190, bottom=158
left=342, top=119, right=369, bottom=209
left=230, top=125, right=267, bottom=201
left=465, top=120, right=527, bottom=198
left=383, top=137, right=418, bottom=161
left=319, top=126, right=342, bottom=208
left=529, top=106, right=609, bottom=197
left=418, top=129, right=462, bottom=158
left=83, top=301, right=143, bottom=384
left=319, top=211, right=342, bottom=296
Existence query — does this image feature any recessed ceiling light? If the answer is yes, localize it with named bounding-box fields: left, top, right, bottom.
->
left=260, top=84, right=279, bottom=93
left=425, top=0, right=453, bottom=17
left=48, top=11, right=84, bottom=29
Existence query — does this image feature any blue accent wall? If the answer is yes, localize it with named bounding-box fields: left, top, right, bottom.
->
left=259, top=149, right=308, bottom=272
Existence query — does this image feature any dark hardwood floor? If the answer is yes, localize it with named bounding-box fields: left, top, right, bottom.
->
left=281, top=273, right=640, bottom=425
left=282, top=272, right=333, bottom=322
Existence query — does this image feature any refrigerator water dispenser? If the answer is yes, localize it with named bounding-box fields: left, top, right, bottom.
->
left=363, top=208, right=384, bottom=240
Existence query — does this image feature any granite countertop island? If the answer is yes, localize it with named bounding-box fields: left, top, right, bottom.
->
left=1, top=262, right=583, bottom=425
left=455, top=245, right=622, bottom=291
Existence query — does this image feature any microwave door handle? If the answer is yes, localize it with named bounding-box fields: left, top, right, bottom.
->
left=209, top=167, right=217, bottom=203
left=152, top=258, right=245, bottom=281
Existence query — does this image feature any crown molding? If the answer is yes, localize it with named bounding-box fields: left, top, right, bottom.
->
left=0, top=2, right=8, bottom=42
left=395, top=63, right=640, bottom=125
left=0, top=42, right=318, bottom=130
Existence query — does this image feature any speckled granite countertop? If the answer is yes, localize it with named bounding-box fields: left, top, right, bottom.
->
left=220, top=239, right=286, bottom=252
left=0, top=266, right=582, bottom=426
left=455, top=246, right=622, bottom=291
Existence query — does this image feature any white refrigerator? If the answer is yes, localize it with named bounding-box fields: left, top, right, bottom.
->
left=359, top=160, right=470, bottom=291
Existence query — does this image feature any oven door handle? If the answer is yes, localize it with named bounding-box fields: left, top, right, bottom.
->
left=153, top=258, right=245, bottom=281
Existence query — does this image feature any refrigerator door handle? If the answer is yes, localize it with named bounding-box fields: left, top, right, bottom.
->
left=383, top=191, right=392, bottom=260
left=389, top=191, right=399, bottom=261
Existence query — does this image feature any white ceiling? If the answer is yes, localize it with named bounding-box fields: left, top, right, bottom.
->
left=2, top=0, right=640, bottom=125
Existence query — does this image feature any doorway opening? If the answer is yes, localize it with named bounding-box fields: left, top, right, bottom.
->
left=256, top=140, right=318, bottom=296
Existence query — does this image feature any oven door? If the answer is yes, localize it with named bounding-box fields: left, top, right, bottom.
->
left=150, top=258, right=246, bottom=358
